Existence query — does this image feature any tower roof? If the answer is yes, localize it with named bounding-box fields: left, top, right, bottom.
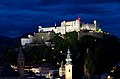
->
left=65, top=48, right=72, bottom=65
left=60, top=61, right=64, bottom=68
left=18, top=47, right=24, bottom=59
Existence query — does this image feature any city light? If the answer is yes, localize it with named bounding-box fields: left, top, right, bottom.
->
left=42, top=59, right=46, bottom=61
left=60, top=51, right=62, bottom=53
left=57, top=62, right=60, bottom=65
left=52, top=47, right=55, bottom=50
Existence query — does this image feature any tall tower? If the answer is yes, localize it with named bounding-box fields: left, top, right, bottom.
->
left=65, top=48, right=72, bottom=79
left=75, top=18, right=81, bottom=31
left=94, top=20, right=97, bottom=30
left=59, top=61, right=65, bottom=77
left=18, top=47, right=25, bottom=78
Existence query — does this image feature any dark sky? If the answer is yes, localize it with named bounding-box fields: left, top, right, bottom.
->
left=0, top=0, right=120, bottom=38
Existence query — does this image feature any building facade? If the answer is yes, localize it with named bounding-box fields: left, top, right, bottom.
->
left=65, top=48, right=72, bottom=79
left=38, top=18, right=97, bottom=34
left=59, top=48, right=72, bottom=79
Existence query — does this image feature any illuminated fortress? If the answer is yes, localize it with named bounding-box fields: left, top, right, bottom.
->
left=38, top=18, right=98, bottom=34
left=21, top=18, right=103, bottom=46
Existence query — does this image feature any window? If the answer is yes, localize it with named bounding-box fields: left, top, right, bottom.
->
left=69, top=69, right=70, bottom=72
left=21, top=61, right=24, bottom=66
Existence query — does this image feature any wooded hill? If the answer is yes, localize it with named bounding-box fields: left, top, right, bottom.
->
left=1, top=32, right=120, bottom=78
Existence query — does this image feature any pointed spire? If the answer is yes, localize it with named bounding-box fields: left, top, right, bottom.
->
left=55, top=22, right=56, bottom=27
left=18, top=46, right=24, bottom=59
left=61, top=61, right=64, bottom=68
left=66, top=47, right=72, bottom=65
left=18, top=46, right=25, bottom=78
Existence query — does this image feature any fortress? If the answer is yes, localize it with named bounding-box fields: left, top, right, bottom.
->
left=21, top=18, right=103, bottom=46
left=38, top=18, right=97, bottom=34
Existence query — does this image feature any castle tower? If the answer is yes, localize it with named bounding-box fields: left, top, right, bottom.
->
left=18, top=47, right=25, bottom=78
left=94, top=20, right=97, bottom=30
left=75, top=18, right=81, bottom=31
left=61, top=21, right=66, bottom=34
left=65, top=48, right=72, bottom=79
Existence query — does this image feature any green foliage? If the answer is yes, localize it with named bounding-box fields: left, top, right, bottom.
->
left=23, top=45, right=55, bottom=65
left=81, top=35, right=120, bottom=76
left=1, top=31, right=120, bottom=77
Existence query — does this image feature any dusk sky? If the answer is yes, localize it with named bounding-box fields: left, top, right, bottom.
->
left=0, top=0, right=120, bottom=38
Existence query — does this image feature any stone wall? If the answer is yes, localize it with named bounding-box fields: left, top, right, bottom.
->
left=78, top=31, right=103, bottom=40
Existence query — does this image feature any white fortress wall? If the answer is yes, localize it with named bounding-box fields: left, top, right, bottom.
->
left=56, top=27, right=62, bottom=34
left=41, top=27, right=56, bottom=32
left=21, top=38, right=31, bottom=46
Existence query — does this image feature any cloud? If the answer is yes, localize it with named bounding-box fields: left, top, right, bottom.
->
left=1, top=30, right=21, bottom=38
left=0, top=0, right=120, bottom=37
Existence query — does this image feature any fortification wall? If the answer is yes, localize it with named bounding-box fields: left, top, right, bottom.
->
left=78, top=32, right=103, bottom=40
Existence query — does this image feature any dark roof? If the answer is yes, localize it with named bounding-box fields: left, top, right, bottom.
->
left=39, top=63, right=55, bottom=70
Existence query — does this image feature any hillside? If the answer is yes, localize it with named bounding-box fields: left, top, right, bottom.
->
left=0, top=33, right=31, bottom=55
left=0, top=32, right=120, bottom=78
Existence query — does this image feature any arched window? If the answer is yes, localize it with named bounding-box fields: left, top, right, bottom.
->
left=69, top=69, right=70, bottom=72
left=21, top=61, right=24, bottom=66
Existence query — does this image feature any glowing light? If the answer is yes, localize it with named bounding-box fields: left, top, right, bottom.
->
left=31, top=68, right=40, bottom=73
left=52, top=47, right=54, bottom=50
left=11, top=65, right=17, bottom=70
left=111, top=70, right=114, bottom=73
left=96, top=28, right=103, bottom=33
left=107, top=76, right=111, bottom=79
left=57, top=62, right=60, bottom=65
left=42, top=59, right=46, bottom=61
left=107, top=32, right=109, bottom=34
left=77, top=17, right=81, bottom=20
left=60, top=51, right=62, bottom=53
